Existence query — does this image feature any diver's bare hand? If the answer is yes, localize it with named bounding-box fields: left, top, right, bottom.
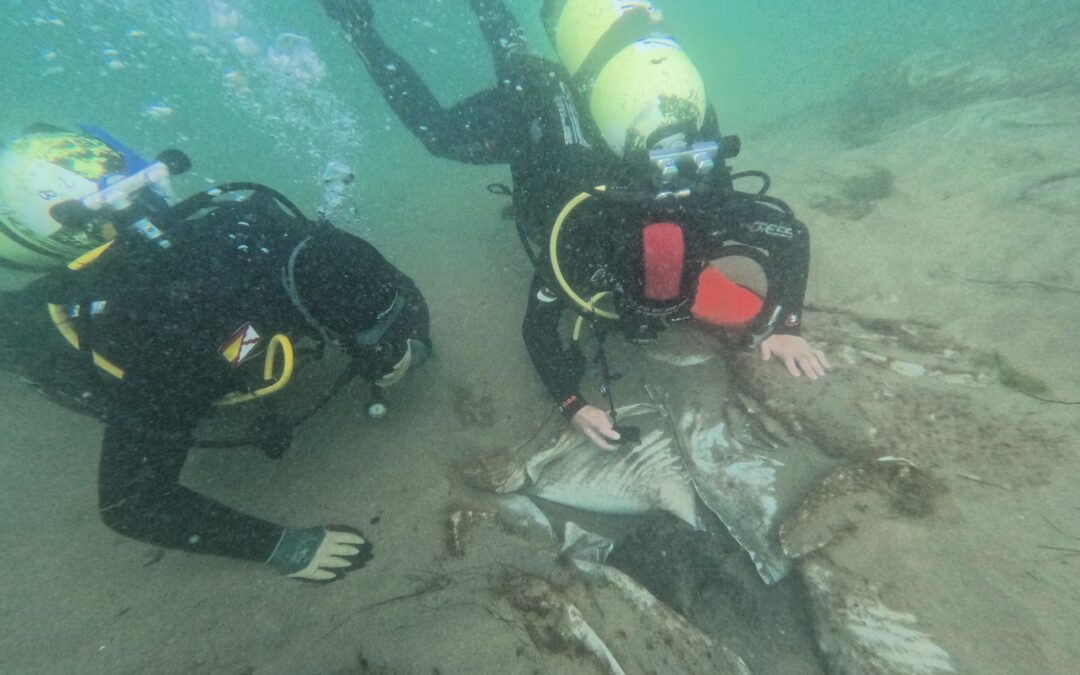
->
left=760, top=334, right=830, bottom=380
left=571, top=405, right=621, bottom=451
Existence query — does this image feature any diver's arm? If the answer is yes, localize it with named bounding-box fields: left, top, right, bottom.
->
left=522, top=276, right=622, bottom=449
left=521, top=274, right=588, bottom=416
left=319, top=0, right=512, bottom=164
left=754, top=215, right=809, bottom=337
left=98, top=414, right=283, bottom=561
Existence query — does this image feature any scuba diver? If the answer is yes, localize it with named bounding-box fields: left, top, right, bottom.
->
left=0, top=125, right=431, bottom=581
left=318, top=0, right=828, bottom=450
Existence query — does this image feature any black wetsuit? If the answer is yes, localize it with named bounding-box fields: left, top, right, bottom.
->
left=0, top=186, right=428, bottom=562
left=327, top=0, right=809, bottom=414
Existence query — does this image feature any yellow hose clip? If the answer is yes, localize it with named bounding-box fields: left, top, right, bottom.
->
left=67, top=240, right=115, bottom=271
left=39, top=242, right=127, bottom=379
left=217, top=334, right=295, bottom=405
left=46, top=302, right=126, bottom=379
left=549, top=186, right=620, bottom=321
left=572, top=292, right=614, bottom=342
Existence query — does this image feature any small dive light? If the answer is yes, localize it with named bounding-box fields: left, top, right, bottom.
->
left=366, top=383, right=387, bottom=419
left=367, top=401, right=387, bottom=419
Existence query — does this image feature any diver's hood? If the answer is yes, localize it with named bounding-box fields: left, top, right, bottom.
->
left=284, top=225, right=431, bottom=367
left=285, top=226, right=403, bottom=343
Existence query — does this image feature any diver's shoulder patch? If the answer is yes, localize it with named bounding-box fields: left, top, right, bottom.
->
left=219, top=322, right=261, bottom=367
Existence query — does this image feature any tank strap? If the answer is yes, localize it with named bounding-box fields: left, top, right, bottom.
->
left=574, top=8, right=661, bottom=80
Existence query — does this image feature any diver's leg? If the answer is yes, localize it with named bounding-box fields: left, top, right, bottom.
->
left=0, top=287, right=106, bottom=417
left=319, top=0, right=459, bottom=157
left=319, top=0, right=374, bottom=33
left=468, top=0, right=529, bottom=80
left=319, top=0, right=507, bottom=163
left=0, top=291, right=21, bottom=373
left=0, top=288, right=55, bottom=376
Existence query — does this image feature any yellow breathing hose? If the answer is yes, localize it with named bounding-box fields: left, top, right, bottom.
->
left=549, top=186, right=620, bottom=321
left=217, top=334, right=295, bottom=406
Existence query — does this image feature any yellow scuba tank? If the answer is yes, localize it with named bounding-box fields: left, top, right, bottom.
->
left=542, top=0, right=707, bottom=157
left=0, top=131, right=124, bottom=268
left=0, top=128, right=184, bottom=270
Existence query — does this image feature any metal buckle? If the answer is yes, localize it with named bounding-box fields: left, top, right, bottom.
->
left=649, top=140, right=720, bottom=185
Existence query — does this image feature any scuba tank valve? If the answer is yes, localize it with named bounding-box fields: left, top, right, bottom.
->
left=49, top=149, right=191, bottom=234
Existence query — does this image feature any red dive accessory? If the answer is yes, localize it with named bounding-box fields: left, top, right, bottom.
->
left=691, top=266, right=763, bottom=328
left=641, top=221, right=685, bottom=302
left=640, top=221, right=764, bottom=327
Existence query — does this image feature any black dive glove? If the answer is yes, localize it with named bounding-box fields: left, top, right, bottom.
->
left=319, top=0, right=374, bottom=32
left=266, top=526, right=373, bottom=582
